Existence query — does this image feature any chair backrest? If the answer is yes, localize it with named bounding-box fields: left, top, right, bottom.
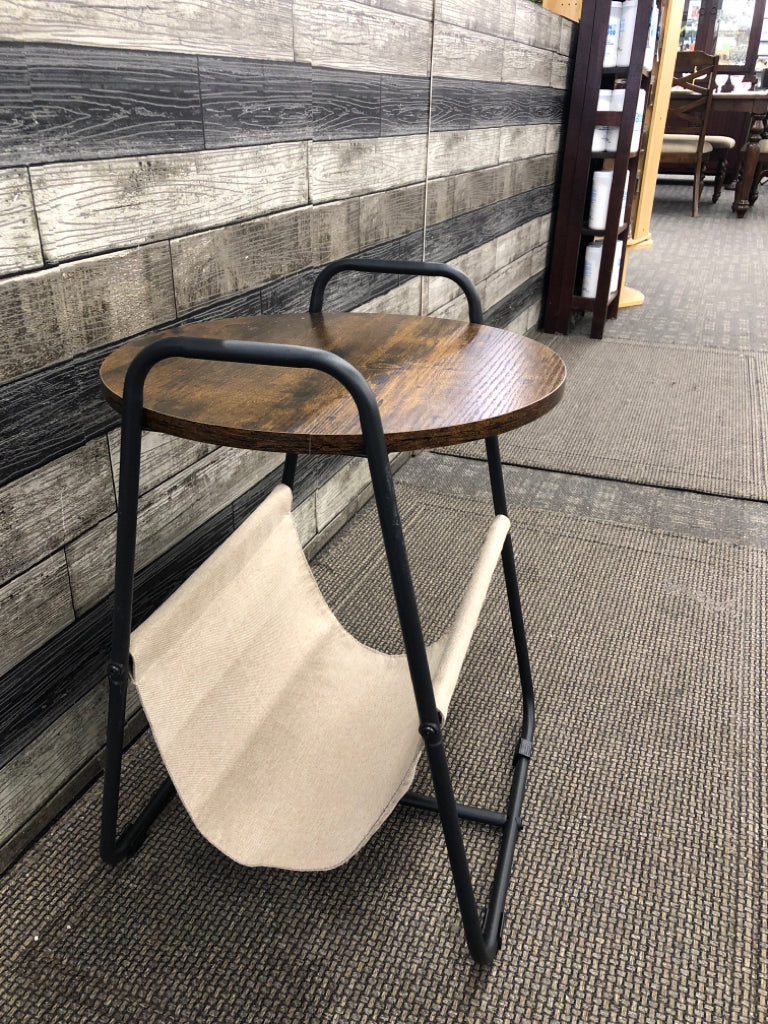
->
left=668, top=50, right=719, bottom=141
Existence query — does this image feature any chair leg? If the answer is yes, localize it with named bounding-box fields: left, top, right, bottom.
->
left=712, top=153, right=727, bottom=204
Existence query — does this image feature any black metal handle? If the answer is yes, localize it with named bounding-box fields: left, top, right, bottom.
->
left=309, top=258, right=484, bottom=324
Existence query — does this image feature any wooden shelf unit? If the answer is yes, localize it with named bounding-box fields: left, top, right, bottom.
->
left=543, top=0, right=658, bottom=339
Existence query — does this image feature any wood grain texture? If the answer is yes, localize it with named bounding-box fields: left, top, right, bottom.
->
left=309, top=135, right=427, bottom=204
left=431, top=79, right=473, bottom=132
left=200, top=57, right=311, bottom=148
left=0, top=168, right=43, bottom=277
left=294, top=0, right=432, bottom=76
left=67, top=446, right=282, bottom=614
left=312, top=68, right=381, bottom=141
left=0, top=438, right=114, bottom=586
left=0, top=345, right=121, bottom=489
left=0, top=0, right=295, bottom=61
left=356, top=0, right=433, bottom=18
left=170, top=206, right=312, bottom=316
left=503, top=42, right=554, bottom=88
left=428, top=128, right=502, bottom=180
left=0, top=501, right=236, bottom=768
left=0, top=553, right=74, bottom=676
left=431, top=22, right=505, bottom=82
left=380, top=75, right=431, bottom=136
left=0, top=679, right=142, bottom=849
left=106, top=429, right=216, bottom=497
left=486, top=269, right=546, bottom=330
left=514, top=2, right=564, bottom=52
left=0, top=242, right=176, bottom=384
left=434, top=0, right=504, bottom=37
left=358, top=183, right=425, bottom=250
left=312, top=197, right=361, bottom=267
left=317, top=231, right=423, bottom=312
left=354, top=278, right=423, bottom=316
left=99, top=312, right=566, bottom=456
left=0, top=43, right=204, bottom=168
left=426, top=184, right=554, bottom=261
left=499, top=124, right=552, bottom=163
left=30, top=143, right=309, bottom=262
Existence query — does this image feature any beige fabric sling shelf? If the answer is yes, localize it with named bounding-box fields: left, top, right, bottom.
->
left=131, top=483, right=510, bottom=871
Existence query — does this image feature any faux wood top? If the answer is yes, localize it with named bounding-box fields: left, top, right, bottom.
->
left=100, top=313, right=566, bottom=454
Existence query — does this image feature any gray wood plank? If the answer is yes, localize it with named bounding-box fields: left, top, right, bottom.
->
left=0, top=437, right=115, bottom=586
left=0, top=168, right=43, bottom=277
left=171, top=206, right=312, bottom=316
left=0, top=686, right=144, bottom=860
left=31, top=142, right=309, bottom=262
left=67, top=446, right=282, bottom=615
left=0, top=242, right=176, bottom=385
left=0, top=503, right=235, bottom=768
left=0, top=553, right=74, bottom=676
left=434, top=0, right=504, bottom=37
left=357, top=0, right=433, bottom=18
left=485, top=269, right=545, bottom=330
left=200, top=57, right=312, bottom=148
left=312, top=197, right=361, bottom=267
left=513, top=2, right=564, bottom=52
left=431, top=22, right=505, bottom=82
left=427, top=128, right=502, bottom=179
left=503, top=42, right=554, bottom=88
left=106, top=430, right=216, bottom=497
left=294, top=0, right=432, bottom=76
left=0, top=43, right=204, bottom=168
left=359, top=183, right=425, bottom=250
left=499, top=124, right=551, bottom=163
left=309, top=134, right=427, bottom=204
left=0, top=0, right=295, bottom=61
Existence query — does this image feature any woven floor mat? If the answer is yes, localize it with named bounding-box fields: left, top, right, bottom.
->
left=445, top=336, right=768, bottom=501
left=1, top=480, right=765, bottom=1023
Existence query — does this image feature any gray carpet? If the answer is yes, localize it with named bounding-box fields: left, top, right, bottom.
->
left=448, top=337, right=768, bottom=500
left=1, top=477, right=765, bottom=1023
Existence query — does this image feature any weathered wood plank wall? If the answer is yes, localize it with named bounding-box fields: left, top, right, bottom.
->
left=0, top=0, right=575, bottom=869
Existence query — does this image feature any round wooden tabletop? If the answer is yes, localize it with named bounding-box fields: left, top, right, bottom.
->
left=100, top=313, right=566, bottom=455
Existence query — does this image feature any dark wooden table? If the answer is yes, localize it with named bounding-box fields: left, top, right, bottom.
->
left=669, top=89, right=768, bottom=217
left=100, top=312, right=566, bottom=453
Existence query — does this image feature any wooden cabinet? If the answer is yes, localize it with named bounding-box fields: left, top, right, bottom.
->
left=543, top=0, right=658, bottom=339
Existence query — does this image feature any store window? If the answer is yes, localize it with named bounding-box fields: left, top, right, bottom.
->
left=680, top=0, right=767, bottom=79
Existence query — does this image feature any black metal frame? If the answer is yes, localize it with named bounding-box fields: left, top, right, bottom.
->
left=101, top=258, right=534, bottom=966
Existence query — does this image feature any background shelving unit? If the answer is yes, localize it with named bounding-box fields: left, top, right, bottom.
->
left=543, top=0, right=657, bottom=339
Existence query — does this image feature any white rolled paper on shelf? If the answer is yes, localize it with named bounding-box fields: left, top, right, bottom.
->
left=588, top=170, right=613, bottom=231
left=582, top=241, right=602, bottom=298
left=617, top=0, right=638, bottom=66
left=603, top=2, right=623, bottom=68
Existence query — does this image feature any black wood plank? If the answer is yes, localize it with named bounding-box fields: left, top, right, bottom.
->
left=380, top=74, right=430, bottom=136
left=200, top=57, right=311, bottom=148
left=469, top=82, right=529, bottom=128
left=426, top=184, right=555, bottom=262
left=485, top=270, right=546, bottom=329
left=527, top=86, right=567, bottom=125
left=0, top=503, right=235, bottom=768
left=0, top=345, right=120, bottom=489
left=312, top=68, right=381, bottom=141
left=0, top=42, right=204, bottom=168
left=430, top=78, right=472, bottom=132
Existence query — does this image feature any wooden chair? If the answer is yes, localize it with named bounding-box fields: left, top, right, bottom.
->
left=661, top=51, right=720, bottom=216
